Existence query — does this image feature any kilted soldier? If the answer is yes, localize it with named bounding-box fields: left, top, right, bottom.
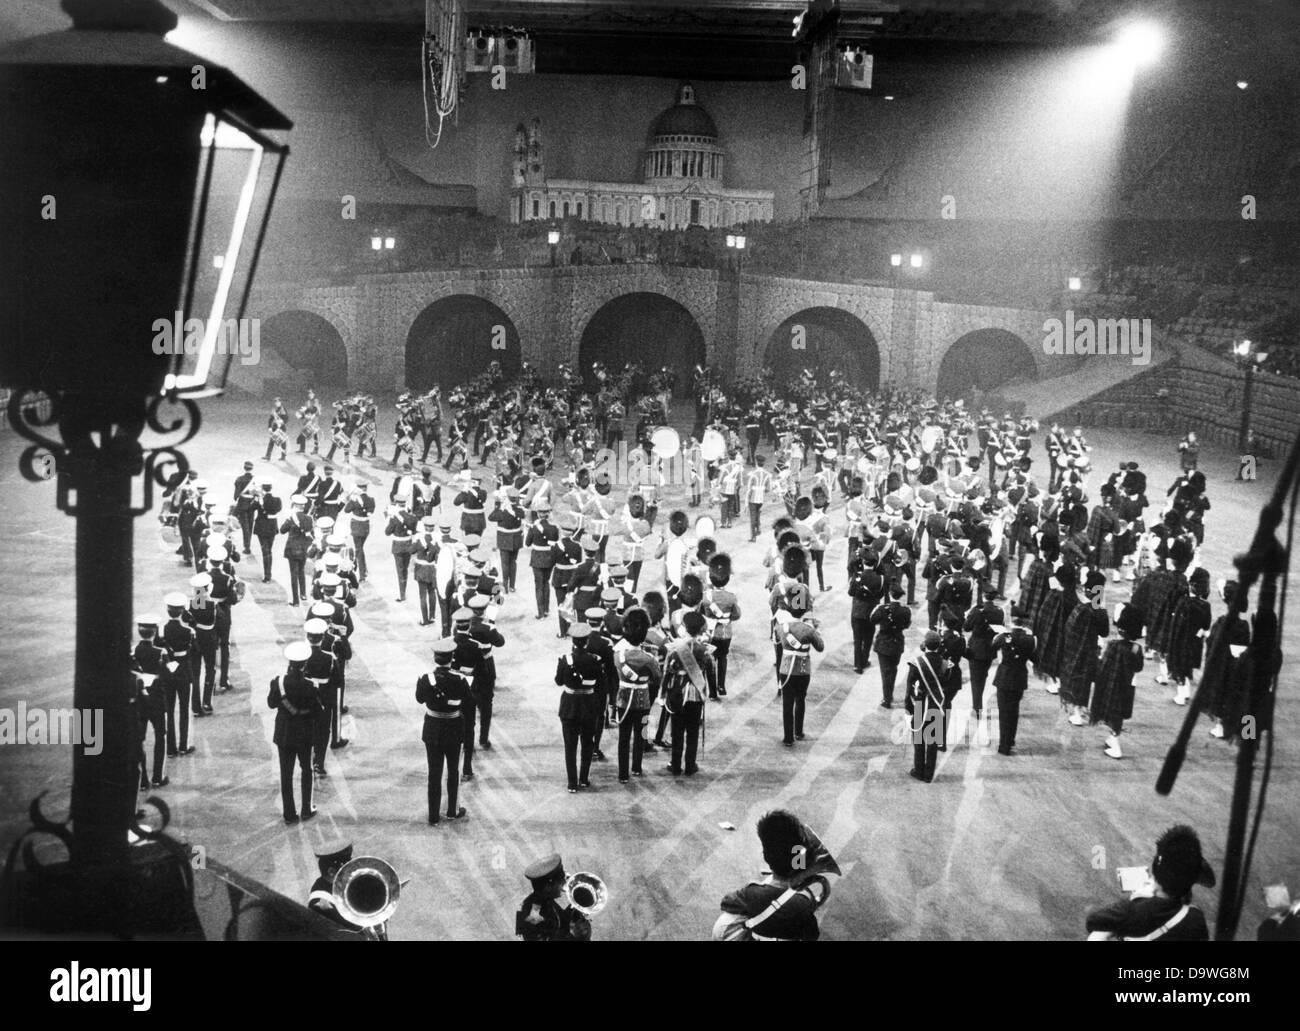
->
left=1166, top=567, right=1212, bottom=706
left=280, top=494, right=314, bottom=606
left=252, top=478, right=281, bottom=583
left=613, top=607, right=661, bottom=783
left=703, top=553, right=740, bottom=698
left=1143, top=537, right=1194, bottom=683
left=412, top=517, right=441, bottom=626
left=905, top=631, right=955, bottom=783
left=131, top=615, right=169, bottom=789
left=661, top=610, right=715, bottom=776
left=1032, top=563, right=1080, bottom=695
left=1014, top=528, right=1058, bottom=625
left=384, top=499, right=418, bottom=604
left=1059, top=571, right=1110, bottom=725
left=1090, top=603, right=1146, bottom=759
left=871, top=584, right=911, bottom=708
left=344, top=482, right=374, bottom=582
left=1205, top=580, right=1251, bottom=739
left=963, top=584, right=1005, bottom=743
left=526, top=504, right=559, bottom=618
left=992, top=614, right=1037, bottom=756
left=416, top=638, right=470, bottom=824
left=160, top=592, right=197, bottom=758
left=489, top=486, right=526, bottom=593
left=268, top=641, right=321, bottom=824
left=557, top=624, right=604, bottom=792
left=774, top=589, right=824, bottom=746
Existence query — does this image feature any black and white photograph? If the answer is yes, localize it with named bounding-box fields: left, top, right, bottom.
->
left=0, top=0, right=1297, bottom=986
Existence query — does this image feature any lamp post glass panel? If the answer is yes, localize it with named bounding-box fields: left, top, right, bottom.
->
left=0, top=0, right=288, bottom=930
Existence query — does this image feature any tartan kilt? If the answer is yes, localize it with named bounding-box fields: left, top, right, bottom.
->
left=1147, top=572, right=1188, bottom=655
left=1059, top=605, right=1108, bottom=707
left=1097, top=535, right=1119, bottom=570
left=1204, top=615, right=1249, bottom=722
left=1089, top=639, right=1144, bottom=729
left=1014, top=560, right=1053, bottom=624
left=1032, top=591, right=1078, bottom=679
left=1166, top=596, right=1210, bottom=681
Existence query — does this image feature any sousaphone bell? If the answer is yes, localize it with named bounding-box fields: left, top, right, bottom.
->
left=333, top=856, right=403, bottom=940
left=564, top=872, right=609, bottom=917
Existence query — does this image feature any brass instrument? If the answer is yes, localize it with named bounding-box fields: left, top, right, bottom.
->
left=333, top=856, right=403, bottom=940
left=563, top=872, right=608, bottom=917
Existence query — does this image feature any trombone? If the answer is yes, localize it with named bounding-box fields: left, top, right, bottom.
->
left=332, top=856, right=404, bottom=941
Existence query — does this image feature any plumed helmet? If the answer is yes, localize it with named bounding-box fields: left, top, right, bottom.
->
left=793, top=495, right=814, bottom=521
left=621, top=606, right=650, bottom=645
left=708, top=552, right=732, bottom=587
left=782, top=544, right=809, bottom=579
left=679, top=573, right=704, bottom=607
left=668, top=509, right=689, bottom=537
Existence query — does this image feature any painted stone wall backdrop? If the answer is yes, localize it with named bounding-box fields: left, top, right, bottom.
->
left=249, top=266, right=1119, bottom=399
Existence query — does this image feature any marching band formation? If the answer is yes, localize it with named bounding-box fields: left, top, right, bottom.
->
left=132, top=357, right=1242, bottom=939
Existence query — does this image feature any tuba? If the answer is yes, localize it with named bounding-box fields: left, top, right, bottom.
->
left=564, top=872, right=608, bottom=917
left=333, top=857, right=402, bottom=941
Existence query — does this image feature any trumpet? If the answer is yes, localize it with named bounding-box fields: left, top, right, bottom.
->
left=563, top=872, right=608, bottom=917
left=332, top=856, right=403, bottom=940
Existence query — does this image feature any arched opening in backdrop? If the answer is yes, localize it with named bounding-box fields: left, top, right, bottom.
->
left=936, top=328, right=1038, bottom=402
left=762, top=307, right=880, bottom=392
left=405, top=296, right=521, bottom=391
left=260, top=310, right=349, bottom=388
left=579, top=293, right=706, bottom=398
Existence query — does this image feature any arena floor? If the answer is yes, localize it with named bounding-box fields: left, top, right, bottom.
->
left=1, top=398, right=1296, bottom=940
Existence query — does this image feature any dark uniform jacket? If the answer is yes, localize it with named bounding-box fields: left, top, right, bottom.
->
left=253, top=493, right=283, bottom=539
left=964, top=602, right=1005, bottom=664
left=556, top=648, right=604, bottom=720
left=279, top=511, right=314, bottom=558
left=416, top=666, right=471, bottom=740
left=526, top=519, right=560, bottom=568
left=870, top=601, right=911, bottom=657
left=268, top=668, right=323, bottom=748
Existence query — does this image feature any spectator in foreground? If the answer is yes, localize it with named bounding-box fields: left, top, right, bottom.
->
left=1085, top=824, right=1215, bottom=940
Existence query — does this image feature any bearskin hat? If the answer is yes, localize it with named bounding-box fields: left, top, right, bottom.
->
left=668, top=509, right=689, bottom=537
left=696, top=537, right=716, bottom=564
left=886, top=471, right=903, bottom=493
left=850, top=476, right=866, bottom=496
left=641, top=590, right=666, bottom=623
left=621, top=606, right=650, bottom=645
left=681, top=610, right=707, bottom=637
left=1189, top=470, right=1206, bottom=493
left=777, top=529, right=802, bottom=553
left=627, top=494, right=646, bottom=519
left=918, top=465, right=939, bottom=486
left=1170, top=535, right=1195, bottom=570
left=576, top=468, right=591, bottom=488
left=782, top=544, right=809, bottom=580
left=1189, top=567, right=1210, bottom=598
left=679, top=573, right=704, bottom=607
left=708, top=552, right=732, bottom=587
left=594, top=470, right=612, bottom=496
left=793, top=495, right=814, bottom=521
left=1051, top=562, right=1079, bottom=590
left=1163, top=509, right=1182, bottom=530
left=771, top=516, right=794, bottom=537
left=1116, top=603, right=1145, bottom=639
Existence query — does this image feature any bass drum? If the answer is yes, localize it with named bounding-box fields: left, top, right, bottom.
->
left=700, top=429, right=728, bottom=463
left=651, top=426, right=681, bottom=460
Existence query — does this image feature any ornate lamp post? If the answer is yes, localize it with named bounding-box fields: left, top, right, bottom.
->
left=0, top=0, right=288, bottom=934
